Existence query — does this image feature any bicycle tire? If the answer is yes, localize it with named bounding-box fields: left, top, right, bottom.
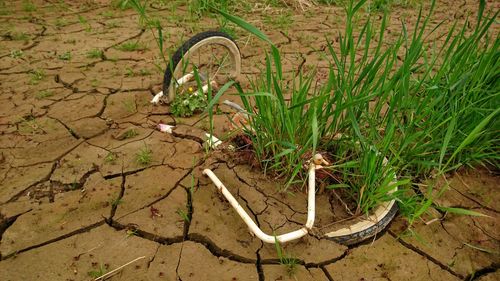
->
left=161, top=31, right=241, bottom=103
left=323, top=202, right=398, bottom=245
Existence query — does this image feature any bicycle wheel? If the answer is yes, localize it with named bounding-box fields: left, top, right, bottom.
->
left=160, top=31, right=241, bottom=104
left=321, top=156, right=399, bottom=245
left=323, top=200, right=399, bottom=245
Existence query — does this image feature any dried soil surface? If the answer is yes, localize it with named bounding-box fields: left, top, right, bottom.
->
left=0, top=1, right=498, bottom=280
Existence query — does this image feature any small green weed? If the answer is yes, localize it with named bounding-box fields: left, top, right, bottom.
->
left=111, top=0, right=132, bottom=10
left=22, top=0, right=36, bottom=12
left=122, top=99, right=136, bottom=113
left=29, top=69, right=45, bottom=85
left=274, top=237, right=298, bottom=277
left=116, top=41, right=147, bottom=52
left=10, top=49, right=23, bottom=58
left=104, top=152, right=117, bottom=163
left=18, top=116, right=44, bottom=134
left=101, top=10, right=115, bottom=18
left=0, top=0, right=10, bottom=15
left=123, top=128, right=139, bottom=139
left=55, top=18, right=69, bottom=28
left=35, top=90, right=54, bottom=100
left=87, top=48, right=104, bottom=59
left=57, top=51, right=71, bottom=61
left=170, top=91, right=207, bottom=117
left=78, top=15, right=92, bottom=32
left=110, top=197, right=123, bottom=207
left=263, top=12, right=293, bottom=30
left=10, top=31, right=29, bottom=42
left=135, top=145, right=152, bottom=165
left=126, top=229, right=138, bottom=237
left=87, top=264, right=107, bottom=279
left=177, top=209, right=190, bottom=222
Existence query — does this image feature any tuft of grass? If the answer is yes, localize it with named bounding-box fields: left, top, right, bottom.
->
left=274, top=237, right=298, bottom=277
left=57, top=51, right=71, bottom=61
left=176, top=209, right=190, bottom=222
left=116, top=41, right=147, bottom=52
left=22, top=0, right=36, bottom=12
left=110, top=197, right=123, bottom=207
left=135, top=145, right=152, bottom=165
left=87, top=48, right=104, bottom=59
left=170, top=90, right=207, bottom=117
left=78, top=15, right=92, bottom=32
left=29, top=69, right=45, bottom=85
left=35, top=90, right=54, bottom=100
left=123, top=128, right=139, bottom=139
left=0, top=0, right=11, bottom=15
left=104, top=152, right=117, bottom=163
left=10, top=49, right=23, bottom=58
left=55, top=18, right=69, bottom=28
left=9, top=31, right=30, bottom=42
left=88, top=264, right=107, bottom=279
left=122, top=99, right=136, bottom=113
left=111, top=0, right=132, bottom=10
left=263, top=12, right=293, bottom=31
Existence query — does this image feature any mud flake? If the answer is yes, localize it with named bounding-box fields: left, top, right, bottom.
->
left=0, top=174, right=120, bottom=255
left=48, top=94, right=105, bottom=123
left=67, top=117, right=108, bottom=139
left=146, top=241, right=258, bottom=281
left=50, top=142, right=106, bottom=184
left=117, top=186, right=186, bottom=238
left=325, top=235, right=458, bottom=280
left=0, top=226, right=157, bottom=281
left=0, top=162, right=53, bottom=203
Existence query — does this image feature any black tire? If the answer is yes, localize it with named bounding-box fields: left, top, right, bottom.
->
left=325, top=203, right=399, bottom=245
left=160, top=31, right=240, bottom=100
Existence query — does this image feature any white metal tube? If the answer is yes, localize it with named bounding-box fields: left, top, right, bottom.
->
left=203, top=164, right=316, bottom=244
left=305, top=167, right=315, bottom=228
left=176, top=72, right=194, bottom=86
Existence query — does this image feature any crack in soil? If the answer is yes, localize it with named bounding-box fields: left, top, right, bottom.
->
left=388, top=230, right=464, bottom=279
left=48, top=116, right=80, bottom=139
left=3, top=162, right=57, bottom=204
left=0, top=220, right=105, bottom=261
left=465, top=263, right=500, bottom=281
left=0, top=209, right=32, bottom=259
left=107, top=172, right=126, bottom=222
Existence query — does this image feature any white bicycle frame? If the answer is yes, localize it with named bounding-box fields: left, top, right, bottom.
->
left=203, top=163, right=317, bottom=244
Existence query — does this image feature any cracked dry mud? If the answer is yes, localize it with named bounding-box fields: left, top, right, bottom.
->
left=0, top=1, right=499, bottom=280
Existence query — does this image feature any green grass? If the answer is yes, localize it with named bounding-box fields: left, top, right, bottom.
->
left=29, top=69, right=45, bottom=85
left=122, top=99, right=136, bottom=113
left=22, top=0, right=36, bottom=12
left=35, top=90, right=54, bottom=99
left=263, top=12, right=293, bottom=31
left=87, top=48, right=104, bottom=59
left=10, top=49, right=23, bottom=58
left=110, top=197, right=123, bottom=207
left=123, top=128, right=139, bottom=139
left=274, top=237, right=298, bottom=277
left=217, top=0, right=499, bottom=219
left=0, top=0, right=11, bottom=15
left=104, top=152, right=117, bottom=163
left=9, top=31, right=30, bottom=42
left=57, top=51, right=71, bottom=61
left=88, top=266, right=107, bottom=279
left=116, top=41, right=147, bottom=52
left=136, top=145, right=152, bottom=165
left=177, top=209, right=190, bottom=222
